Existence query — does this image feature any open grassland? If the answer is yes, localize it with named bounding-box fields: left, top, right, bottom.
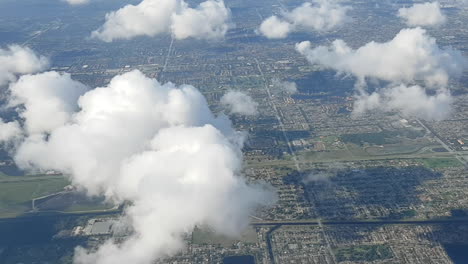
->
left=418, top=157, right=464, bottom=169
left=0, top=172, right=118, bottom=217
left=0, top=173, right=69, bottom=218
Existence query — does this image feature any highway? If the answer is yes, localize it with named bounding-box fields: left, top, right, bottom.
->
left=255, top=57, right=338, bottom=263
left=251, top=218, right=468, bottom=227
left=416, top=119, right=468, bottom=168
left=254, top=58, right=301, bottom=172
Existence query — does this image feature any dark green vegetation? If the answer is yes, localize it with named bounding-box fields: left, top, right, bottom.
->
left=335, top=244, right=393, bottom=262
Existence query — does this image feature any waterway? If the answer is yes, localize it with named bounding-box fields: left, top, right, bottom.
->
left=443, top=244, right=468, bottom=264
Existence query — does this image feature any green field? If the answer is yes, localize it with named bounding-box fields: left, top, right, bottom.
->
left=364, top=141, right=435, bottom=156
left=419, top=158, right=463, bottom=169
left=340, top=129, right=425, bottom=147
left=0, top=173, right=69, bottom=218
left=0, top=172, right=118, bottom=217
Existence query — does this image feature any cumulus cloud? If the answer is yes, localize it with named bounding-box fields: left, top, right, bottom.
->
left=258, top=16, right=292, bottom=39
left=0, top=45, right=49, bottom=86
left=272, top=79, right=298, bottom=94
left=302, top=163, right=347, bottom=184
left=354, top=85, right=452, bottom=120
left=221, top=90, right=258, bottom=116
left=6, top=70, right=274, bottom=264
left=171, top=0, right=231, bottom=40
left=302, top=171, right=333, bottom=183
left=296, top=27, right=466, bottom=87
left=258, top=0, right=350, bottom=39
left=92, top=0, right=230, bottom=42
left=9, top=71, right=88, bottom=135
left=65, top=0, right=90, bottom=5
left=0, top=119, right=22, bottom=143
left=398, top=2, right=446, bottom=27
left=296, top=27, right=466, bottom=120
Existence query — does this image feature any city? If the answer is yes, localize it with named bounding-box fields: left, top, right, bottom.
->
left=0, top=0, right=467, bottom=263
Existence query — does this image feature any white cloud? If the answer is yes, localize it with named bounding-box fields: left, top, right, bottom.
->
left=8, top=70, right=274, bottom=264
left=0, top=45, right=49, bottom=86
left=296, top=27, right=466, bottom=87
left=8, top=71, right=88, bottom=135
left=302, top=171, right=332, bottom=183
left=296, top=27, right=466, bottom=120
left=91, top=0, right=178, bottom=42
left=258, top=16, right=292, bottom=39
left=65, top=0, right=90, bottom=5
left=398, top=2, right=446, bottom=27
left=92, top=0, right=230, bottom=42
left=171, top=0, right=230, bottom=40
left=284, top=0, right=350, bottom=31
left=272, top=79, right=298, bottom=94
left=354, top=85, right=452, bottom=120
left=258, top=0, right=350, bottom=39
left=0, top=119, right=22, bottom=143
left=302, top=163, right=346, bottom=184
left=221, top=90, right=258, bottom=116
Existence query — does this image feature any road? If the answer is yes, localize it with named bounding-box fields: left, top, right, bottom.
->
left=162, top=35, right=174, bottom=72
left=254, top=58, right=301, bottom=172
left=416, top=119, right=468, bottom=167
left=159, top=35, right=175, bottom=80
left=246, top=148, right=468, bottom=168
left=254, top=217, right=468, bottom=263
left=254, top=57, right=337, bottom=263
left=251, top=218, right=468, bottom=227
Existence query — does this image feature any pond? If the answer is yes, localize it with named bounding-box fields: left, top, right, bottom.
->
left=223, top=255, right=255, bottom=264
